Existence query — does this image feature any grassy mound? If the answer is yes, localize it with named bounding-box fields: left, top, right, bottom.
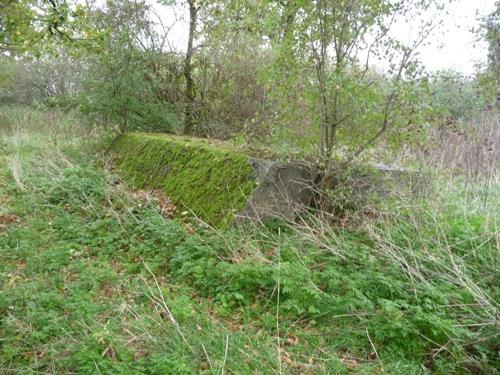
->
left=110, top=133, right=256, bottom=227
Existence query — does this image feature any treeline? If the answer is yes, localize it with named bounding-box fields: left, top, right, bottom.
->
left=1, top=0, right=498, bottom=157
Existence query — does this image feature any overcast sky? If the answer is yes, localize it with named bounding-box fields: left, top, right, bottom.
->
left=152, top=0, right=497, bottom=75
left=397, top=0, right=497, bottom=75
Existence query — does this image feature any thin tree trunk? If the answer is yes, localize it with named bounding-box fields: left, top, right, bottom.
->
left=316, top=0, right=331, bottom=156
left=183, top=0, right=197, bottom=135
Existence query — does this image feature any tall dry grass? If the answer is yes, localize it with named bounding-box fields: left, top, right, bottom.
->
left=410, top=110, right=499, bottom=181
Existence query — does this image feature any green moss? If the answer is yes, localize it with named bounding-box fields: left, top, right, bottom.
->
left=109, top=133, right=256, bottom=227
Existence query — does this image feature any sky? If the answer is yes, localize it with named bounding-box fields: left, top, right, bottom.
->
left=395, top=0, right=497, bottom=75
left=152, top=0, right=497, bottom=75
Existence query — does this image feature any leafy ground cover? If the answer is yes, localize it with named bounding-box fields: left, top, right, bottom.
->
left=0, top=107, right=498, bottom=374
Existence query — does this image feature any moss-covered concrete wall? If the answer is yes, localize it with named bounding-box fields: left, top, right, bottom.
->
left=110, top=133, right=422, bottom=228
left=109, top=133, right=256, bottom=227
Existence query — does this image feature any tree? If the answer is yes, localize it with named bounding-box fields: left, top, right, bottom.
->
left=183, top=0, right=198, bottom=135
left=158, top=0, right=203, bottom=135
left=283, top=0, right=445, bottom=157
left=477, top=1, right=499, bottom=107
left=0, top=0, right=91, bottom=52
left=79, top=0, right=180, bottom=132
left=203, top=0, right=448, bottom=157
left=0, top=52, right=83, bottom=105
left=483, top=2, right=500, bottom=78
left=427, top=70, right=487, bottom=122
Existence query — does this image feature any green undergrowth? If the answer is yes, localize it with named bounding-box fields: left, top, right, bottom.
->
left=0, top=108, right=498, bottom=374
left=109, top=133, right=256, bottom=228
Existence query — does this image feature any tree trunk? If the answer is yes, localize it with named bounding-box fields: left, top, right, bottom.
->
left=316, top=0, right=332, bottom=156
left=183, top=0, right=197, bottom=135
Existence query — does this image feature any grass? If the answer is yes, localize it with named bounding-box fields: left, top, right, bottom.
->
left=0, top=106, right=498, bottom=374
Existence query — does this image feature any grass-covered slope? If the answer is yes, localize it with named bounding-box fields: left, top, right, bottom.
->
left=109, top=133, right=256, bottom=227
